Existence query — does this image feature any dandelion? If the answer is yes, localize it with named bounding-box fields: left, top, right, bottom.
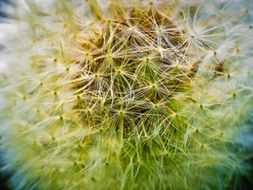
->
left=0, top=0, right=253, bottom=189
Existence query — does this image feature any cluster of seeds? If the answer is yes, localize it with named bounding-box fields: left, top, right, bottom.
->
left=0, top=0, right=253, bottom=189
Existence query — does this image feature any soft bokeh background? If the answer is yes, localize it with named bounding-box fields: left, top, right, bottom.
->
left=1, top=1, right=13, bottom=189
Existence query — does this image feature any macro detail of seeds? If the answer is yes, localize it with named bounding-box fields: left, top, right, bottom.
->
left=0, top=0, right=253, bottom=190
